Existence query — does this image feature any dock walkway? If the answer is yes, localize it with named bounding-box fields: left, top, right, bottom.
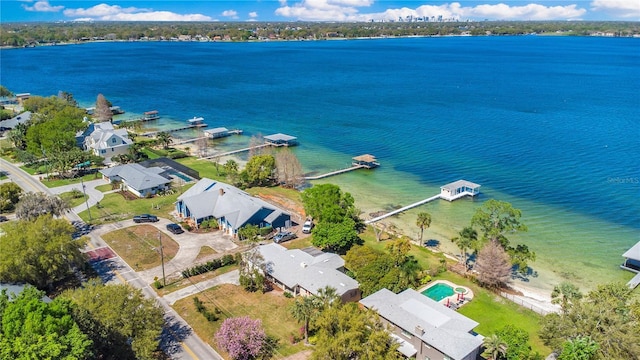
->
left=628, top=273, right=640, bottom=290
left=141, top=123, right=207, bottom=137
left=200, top=144, right=272, bottom=159
left=173, top=136, right=209, bottom=146
left=304, top=165, right=366, bottom=180
left=365, top=194, right=442, bottom=224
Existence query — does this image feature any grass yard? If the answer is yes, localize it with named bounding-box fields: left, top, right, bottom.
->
left=174, top=156, right=227, bottom=181
left=41, top=173, right=103, bottom=188
left=194, top=246, right=218, bottom=262
left=59, top=191, right=89, bottom=208
left=101, top=224, right=179, bottom=271
left=154, top=264, right=237, bottom=297
left=76, top=185, right=190, bottom=224
left=173, top=284, right=307, bottom=358
left=94, top=184, right=113, bottom=192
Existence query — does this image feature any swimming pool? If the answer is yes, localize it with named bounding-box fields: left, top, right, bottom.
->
left=166, top=169, right=192, bottom=182
left=422, top=283, right=455, bottom=302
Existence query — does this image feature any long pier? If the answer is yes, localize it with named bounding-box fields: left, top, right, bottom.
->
left=304, top=165, right=366, bottom=180
left=173, top=136, right=209, bottom=146
left=141, top=123, right=207, bottom=137
left=365, top=180, right=481, bottom=224
left=365, top=194, right=442, bottom=224
left=200, top=143, right=272, bottom=159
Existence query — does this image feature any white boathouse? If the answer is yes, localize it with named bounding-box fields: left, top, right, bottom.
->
left=440, top=180, right=481, bottom=201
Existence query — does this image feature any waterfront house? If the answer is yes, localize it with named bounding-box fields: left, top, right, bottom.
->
left=175, top=178, right=291, bottom=235
left=360, top=288, right=483, bottom=360
left=99, top=163, right=171, bottom=198
left=256, top=243, right=361, bottom=302
left=0, top=111, right=31, bottom=130
left=81, top=122, right=133, bottom=163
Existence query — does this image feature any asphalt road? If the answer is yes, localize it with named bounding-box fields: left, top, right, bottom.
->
left=0, top=158, right=223, bottom=360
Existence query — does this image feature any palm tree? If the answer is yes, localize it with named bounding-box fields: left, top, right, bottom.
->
left=416, top=212, right=432, bottom=244
left=156, top=131, right=172, bottom=149
left=316, top=286, right=340, bottom=308
left=483, top=334, right=507, bottom=360
left=451, top=226, right=478, bottom=269
left=289, top=296, right=321, bottom=343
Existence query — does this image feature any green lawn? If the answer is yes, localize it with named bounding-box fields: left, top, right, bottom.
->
left=172, top=284, right=307, bottom=358
left=76, top=185, right=191, bottom=224
left=94, top=184, right=113, bottom=192
left=101, top=224, right=180, bottom=272
left=174, top=156, right=227, bottom=181
left=59, top=191, right=89, bottom=208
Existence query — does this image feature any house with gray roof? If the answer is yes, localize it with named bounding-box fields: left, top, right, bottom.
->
left=0, top=111, right=31, bottom=130
left=360, top=288, right=483, bottom=360
left=175, top=178, right=291, bottom=235
left=82, top=122, right=132, bottom=163
left=256, top=243, right=360, bottom=303
left=99, top=163, right=171, bottom=198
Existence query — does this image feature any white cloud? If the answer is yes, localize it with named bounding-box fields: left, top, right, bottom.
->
left=591, top=0, right=640, bottom=18
left=222, top=10, right=239, bottom=19
left=62, top=3, right=212, bottom=21
left=22, top=0, right=64, bottom=12
left=249, top=11, right=258, bottom=18
left=276, top=1, right=587, bottom=21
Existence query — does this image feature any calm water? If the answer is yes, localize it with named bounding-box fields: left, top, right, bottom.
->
left=2, top=37, right=639, bottom=291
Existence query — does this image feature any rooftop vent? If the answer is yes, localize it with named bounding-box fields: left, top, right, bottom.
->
left=300, top=262, right=307, bottom=268
left=415, top=326, right=425, bottom=336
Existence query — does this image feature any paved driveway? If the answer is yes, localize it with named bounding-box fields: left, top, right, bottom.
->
left=93, top=218, right=239, bottom=283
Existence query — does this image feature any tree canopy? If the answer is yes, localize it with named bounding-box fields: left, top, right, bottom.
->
left=0, top=215, right=84, bottom=290
left=215, top=316, right=269, bottom=360
left=310, top=218, right=361, bottom=254
left=540, top=282, right=640, bottom=359
left=0, top=182, right=22, bottom=212
left=311, top=302, right=400, bottom=360
left=474, top=240, right=512, bottom=289
left=0, top=286, right=92, bottom=360
left=301, top=183, right=357, bottom=224
left=15, top=192, right=71, bottom=221
left=241, top=154, right=276, bottom=187
left=62, top=280, right=165, bottom=360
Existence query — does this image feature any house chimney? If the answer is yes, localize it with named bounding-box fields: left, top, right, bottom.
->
left=415, top=326, right=425, bottom=336
left=219, top=188, right=225, bottom=196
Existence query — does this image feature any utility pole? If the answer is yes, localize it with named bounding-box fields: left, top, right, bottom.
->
left=158, top=231, right=166, bottom=287
left=79, top=169, right=92, bottom=221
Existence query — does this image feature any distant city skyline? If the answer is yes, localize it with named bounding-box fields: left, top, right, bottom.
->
left=1, top=0, right=638, bottom=23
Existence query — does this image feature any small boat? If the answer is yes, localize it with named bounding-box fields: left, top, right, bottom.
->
left=187, top=116, right=204, bottom=124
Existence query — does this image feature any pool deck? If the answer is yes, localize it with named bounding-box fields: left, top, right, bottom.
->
left=420, top=279, right=474, bottom=309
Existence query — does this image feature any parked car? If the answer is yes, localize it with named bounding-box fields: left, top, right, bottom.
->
left=302, top=220, right=314, bottom=234
left=0, top=215, right=7, bottom=222
left=133, top=214, right=159, bottom=223
left=273, top=231, right=297, bottom=244
left=166, top=223, right=184, bottom=234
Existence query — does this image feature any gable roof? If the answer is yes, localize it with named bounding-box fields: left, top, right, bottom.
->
left=100, top=163, right=170, bottom=191
left=360, top=288, right=483, bottom=360
left=257, top=243, right=358, bottom=296
left=177, top=178, right=290, bottom=229
left=0, top=111, right=31, bottom=129
left=86, top=122, right=132, bottom=150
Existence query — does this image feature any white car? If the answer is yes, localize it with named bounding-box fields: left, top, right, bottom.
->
left=302, top=220, right=314, bottom=234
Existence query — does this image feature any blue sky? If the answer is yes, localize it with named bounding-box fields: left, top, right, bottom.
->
left=2, top=0, right=639, bottom=23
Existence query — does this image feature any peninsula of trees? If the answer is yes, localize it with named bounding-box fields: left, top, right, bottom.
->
left=2, top=21, right=639, bottom=47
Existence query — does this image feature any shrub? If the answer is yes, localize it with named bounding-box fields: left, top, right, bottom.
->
left=193, top=296, right=219, bottom=322
left=200, top=218, right=218, bottom=230
left=283, top=292, right=293, bottom=298
left=182, top=256, right=237, bottom=278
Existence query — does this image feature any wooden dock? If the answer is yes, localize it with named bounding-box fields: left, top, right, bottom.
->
left=365, top=179, right=481, bottom=224
left=173, top=136, right=209, bottom=146
left=365, top=194, right=442, bottom=224
left=628, top=273, right=640, bottom=290
left=200, top=143, right=272, bottom=159
left=141, top=123, right=207, bottom=137
left=304, top=165, right=366, bottom=180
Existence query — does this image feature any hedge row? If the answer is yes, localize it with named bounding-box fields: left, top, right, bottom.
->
left=182, top=254, right=235, bottom=278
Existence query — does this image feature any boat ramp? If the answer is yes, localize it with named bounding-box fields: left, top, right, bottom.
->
left=365, top=180, right=481, bottom=224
